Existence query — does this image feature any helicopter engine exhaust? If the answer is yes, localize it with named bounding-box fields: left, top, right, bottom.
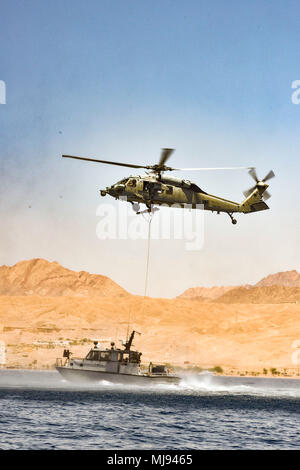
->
left=160, top=175, right=191, bottom=188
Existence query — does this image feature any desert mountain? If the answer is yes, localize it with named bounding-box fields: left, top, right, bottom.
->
left=0, top=258, right=128, bottom=297
left=178, top=286, right=239, bottom=301
left=1, top=259, right=299, bottom=303
left=178, top=270, right=300, bottom=303
left=255, top=270, right=300, bottom=287
left=215, top=285, right=300, bottom=304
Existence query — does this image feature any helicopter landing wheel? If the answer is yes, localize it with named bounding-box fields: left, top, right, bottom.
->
left=228, top=213, right=237, bottom=225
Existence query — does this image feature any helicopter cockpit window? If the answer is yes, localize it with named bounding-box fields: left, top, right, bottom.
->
left=127, top=179, right=136, bottom=187
left=166, top=185, right=173, bottom=195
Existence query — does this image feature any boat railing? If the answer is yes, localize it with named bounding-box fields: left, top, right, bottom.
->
left=55, top=357, right=73, bottom=367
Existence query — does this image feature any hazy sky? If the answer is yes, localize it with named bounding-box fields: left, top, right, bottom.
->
left=1, top=0, right=300, bottom=297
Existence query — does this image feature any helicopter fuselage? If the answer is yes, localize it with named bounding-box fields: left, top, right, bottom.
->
left=100, top=174, right=269, bottom=218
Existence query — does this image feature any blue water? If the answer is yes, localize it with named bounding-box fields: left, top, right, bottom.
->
left=0, top=370, right=300, bottom=449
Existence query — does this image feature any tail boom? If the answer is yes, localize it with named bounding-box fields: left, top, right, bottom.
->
left=239, top=187, right=269, bottom=213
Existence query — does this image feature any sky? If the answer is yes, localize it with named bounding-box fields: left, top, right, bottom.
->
left=0, top=0, right=300, bottom=297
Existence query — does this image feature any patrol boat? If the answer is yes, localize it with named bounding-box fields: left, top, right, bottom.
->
left=55, top=330, right=180, bottom=385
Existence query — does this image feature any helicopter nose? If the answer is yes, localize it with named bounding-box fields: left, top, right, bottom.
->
left=113, top=184, right=126, bottom=193
left=100, top=185, right=113, bottom=196
left=100, top=184, right=126, bottom=198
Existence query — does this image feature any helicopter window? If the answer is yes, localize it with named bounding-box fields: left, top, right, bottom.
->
left=166, top=185, right=173, bottom=195
left=127, top=179, right=136, bottom=187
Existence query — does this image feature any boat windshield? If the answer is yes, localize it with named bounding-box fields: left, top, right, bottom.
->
left=85, top=350, right=111, bottom=361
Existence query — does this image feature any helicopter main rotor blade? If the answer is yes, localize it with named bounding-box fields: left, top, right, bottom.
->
left=262, top=190, right=271, bottom=201
left=159, top=148, right=175, bottom=167
left=173, top=166, right=255, bottom=171
left=249, top=168, right=259, bottom=183
left=243, top=185, right=257, bottom=198
left=263, top=170, right=275, bottom=182
left=62, top=155, right=148, bottom=170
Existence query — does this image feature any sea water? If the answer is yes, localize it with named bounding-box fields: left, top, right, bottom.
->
left=0, top=370, right=299, bottom=449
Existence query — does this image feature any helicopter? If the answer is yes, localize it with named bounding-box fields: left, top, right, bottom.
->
left=62, top=148, right=275, bottom=224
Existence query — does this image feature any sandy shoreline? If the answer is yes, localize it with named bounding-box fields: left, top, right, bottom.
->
left=1, top=366, right=300, bottom=380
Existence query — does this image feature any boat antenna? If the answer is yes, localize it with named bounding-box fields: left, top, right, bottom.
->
left=126, top=307, right=132, bottom=343
left=124, top=330, right=141, bottom=353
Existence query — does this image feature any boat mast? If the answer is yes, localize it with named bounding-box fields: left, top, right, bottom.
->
left=124, top=330, right=140, bottom=352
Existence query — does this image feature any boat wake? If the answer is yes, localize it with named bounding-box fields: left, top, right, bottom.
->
left=0, top=369, right=299, bottom=398
left=69, top=371, right=300, bottom=398
left=175, top=371, right=300, bottom=398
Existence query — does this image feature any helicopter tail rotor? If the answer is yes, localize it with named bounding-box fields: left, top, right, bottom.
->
left=243, top=169, right=275, bottom=201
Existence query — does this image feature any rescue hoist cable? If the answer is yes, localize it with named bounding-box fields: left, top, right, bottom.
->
left=143, top=213, right=153, bottom=298
left=141, top=211, right=154, bottom=315
left=126, top=210, right=155, bottom=339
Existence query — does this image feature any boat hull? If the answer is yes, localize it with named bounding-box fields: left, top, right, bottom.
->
left=56, top=367, right=180, bottom=385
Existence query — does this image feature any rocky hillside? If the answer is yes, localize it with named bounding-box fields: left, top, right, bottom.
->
left=178, top=286, right=238, bottom=301
left=255, top=270, right=300, bottom=287
left=0, top=259, right=128, bottom=297
left=215, top=285, right=300, bottom=304
left=178, top=270, right=300, bottom=303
